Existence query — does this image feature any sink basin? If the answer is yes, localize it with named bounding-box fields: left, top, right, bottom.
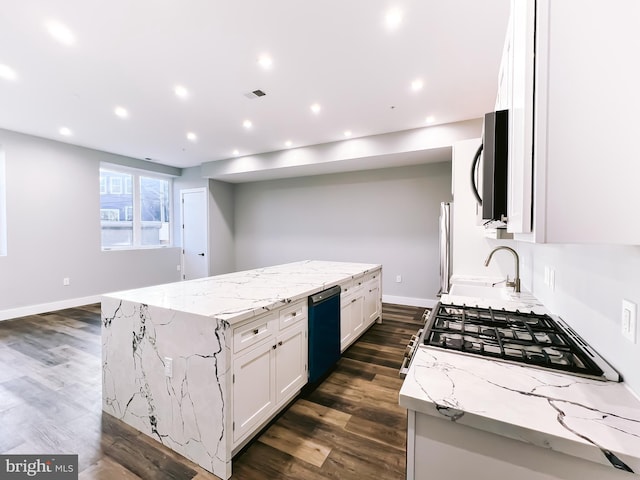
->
left=448, top=283, right=512, bottom=300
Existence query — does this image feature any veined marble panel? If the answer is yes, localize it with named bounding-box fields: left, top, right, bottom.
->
left=400, top=346, right=640, bottom=474
left=101, top=260, right=382, bottom=479
left=102, top=297, right=232, bottom=478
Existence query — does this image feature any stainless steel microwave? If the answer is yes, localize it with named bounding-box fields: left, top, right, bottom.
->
left=471, top=109, right=509, bottom=228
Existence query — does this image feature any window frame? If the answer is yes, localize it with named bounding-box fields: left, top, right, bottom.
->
left=0, top=148, right=6, bottom=256
left=100, top=164, right=173, bottom=251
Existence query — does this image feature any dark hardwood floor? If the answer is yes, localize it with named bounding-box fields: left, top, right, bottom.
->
left=0, top=303, right=426, bottom=479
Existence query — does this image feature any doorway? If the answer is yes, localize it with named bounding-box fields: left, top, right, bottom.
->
left=180, top=188, right=209, bottom=280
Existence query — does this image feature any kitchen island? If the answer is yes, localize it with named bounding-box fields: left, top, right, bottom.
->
left=101, top=260, right=381, bottom=480
left=400, top=290, right=640, bottom=479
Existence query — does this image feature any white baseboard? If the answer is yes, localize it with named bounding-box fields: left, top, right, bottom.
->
left=0, top=295, right=102, bottom=322
left=382, top=295, right=437, bottom=308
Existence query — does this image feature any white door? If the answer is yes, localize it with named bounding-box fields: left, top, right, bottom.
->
left=180, top=188, right=209, bottom=280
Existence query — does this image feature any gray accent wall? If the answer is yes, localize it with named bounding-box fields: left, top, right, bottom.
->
left=0, top=128, right=181, bottom=318
left=234, top=162, right=453, bottom=304
left=517, top=242, right=640, bottom=395
left=209, top=179, right=235, bottom=275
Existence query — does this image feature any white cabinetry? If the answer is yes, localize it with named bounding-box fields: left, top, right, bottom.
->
left=406, top=410, right=627, bottom=480
left=231, top=300, right=307, bottom=447
left=340, top=282, right=364, bottom=352
left=504, top=0, right=640, bottom=243
left=340, top=269, right=381, bottom=352
left=364, top=271, right=382, bottom=326
left=501, top=0, right=535, bottom=235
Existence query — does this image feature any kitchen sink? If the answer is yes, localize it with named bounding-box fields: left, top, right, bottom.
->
left=447, top=283, right=512, bottom=300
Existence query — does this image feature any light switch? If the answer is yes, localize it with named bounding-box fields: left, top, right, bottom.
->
left=622, top=299, right=637, bottom=343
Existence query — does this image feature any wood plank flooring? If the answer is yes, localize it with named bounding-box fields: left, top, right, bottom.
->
left=0, top=303, right=426, bottom=479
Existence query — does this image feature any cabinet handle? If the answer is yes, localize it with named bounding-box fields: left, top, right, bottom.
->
left=253, top=329, right=259, bottom=335
left=471, top=143, right=484, bottom=205
left=278, top=341, right=283, bottom=346
left=351, top=298, right=357, bottom=303
left=292, top=312, right=297, bottom=317
left=272, top=344, right=277, bottom=350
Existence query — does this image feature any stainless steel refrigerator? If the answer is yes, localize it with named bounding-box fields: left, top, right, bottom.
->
left=438, top=202, right=452, bottom=296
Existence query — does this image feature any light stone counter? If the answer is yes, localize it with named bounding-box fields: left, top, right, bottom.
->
left=400, top=287, right=640, bottom=477
left=104, top=260, right=380, bottom=323
left=101, top=260, right=380, bottom=480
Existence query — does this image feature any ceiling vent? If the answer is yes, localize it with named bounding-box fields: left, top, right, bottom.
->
left=244, top=89, right=266, bottom=99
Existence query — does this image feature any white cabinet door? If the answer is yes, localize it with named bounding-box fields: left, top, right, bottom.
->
left=275, top=321, right=307, bottom=404
left=340, top=296, right=353, bottom=352
left=506, top=0, right=535, bottom=234
left=340, top=289, right=365, bottom=352
left=509, top=0, right=640, bottom=244
left=351, top=293, right=365, bottom=338
left=364, top=276, right=381, bottom=326
left=232, top=341, right=276, bottom=443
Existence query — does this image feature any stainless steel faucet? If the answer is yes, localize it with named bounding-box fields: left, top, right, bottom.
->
left=484, top=246, right=521, bottom=293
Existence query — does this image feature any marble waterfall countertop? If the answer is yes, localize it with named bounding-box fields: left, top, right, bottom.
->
left=103, top=260, right=381, bottom=324
left=399, top=289, right=640, bottom=475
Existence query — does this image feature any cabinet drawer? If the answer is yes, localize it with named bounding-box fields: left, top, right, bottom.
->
left=233, top=312, right=277, bottom=354
left=364, top=269, right=381, bottom=284
left=353, top=275, right=365, bottom=288
left=279, top=299, right=307, bottom=330
left=339, top=279, right=354, bottom=296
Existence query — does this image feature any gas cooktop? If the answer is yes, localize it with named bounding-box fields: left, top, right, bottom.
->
left=422, top=303, right=621, bottom=382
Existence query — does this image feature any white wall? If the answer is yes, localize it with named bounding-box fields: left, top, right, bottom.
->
left=209, top=179, right=235, bottom=275
left=0, top=129, right=181, bottom=320
left=234, top=162, right=453, bottom=306
left=451, top=138, right=514, bottom=279
left=516, top=242, right=640, bottom=395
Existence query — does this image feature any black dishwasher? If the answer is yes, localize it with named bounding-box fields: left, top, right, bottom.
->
left=308, top=285, right=341, bottom=384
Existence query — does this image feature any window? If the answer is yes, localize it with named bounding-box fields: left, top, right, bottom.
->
left=0, top=148, right=6, bottom=256
left=109, top=177, right=122, bottom=194
left=100, top=165, right=172, bottom=249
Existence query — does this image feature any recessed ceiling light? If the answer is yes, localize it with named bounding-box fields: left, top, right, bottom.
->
left=425, top=116, right=435, bottom=124
left=232, top=150, right=240, bottom=156
left=411, top=79, right=424, bottom=91
left=285, top=140, right=292, bottom=147
left=186, top=132, right=197, bottom=141
left=174, top=85, right=189, bottom=99
left=258, top=54, right=273, bottom=69
left=243, top=119, right=253, bottom=129
left=114, top=106, right=129, bottom=118
left=0, top=64, right=17, bottom=81
left=310, top=103, right=321, bottom=114
left=59, top=127, right=72, bottom=136
left=385, top=7, right=403, bottom=30
left=45, top=20, right=76, bottom=46
left=344, top=130, right=352, bottom=138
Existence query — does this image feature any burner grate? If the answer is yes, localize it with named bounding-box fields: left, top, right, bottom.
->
left=424, top=303, right=604, bottom=378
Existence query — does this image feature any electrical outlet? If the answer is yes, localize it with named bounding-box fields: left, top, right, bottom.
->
left=395, top=275, right=402, bottom=283
left=164, top=357, right=173, bottom=377
left=63, top=277, right=70, bottom=286
left=622, top=300, right=637, bottom=343
left=176, top=264, right=181, bottom=271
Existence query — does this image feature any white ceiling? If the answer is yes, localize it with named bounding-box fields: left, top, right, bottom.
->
left=0, top=0, right=510, bottom=170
